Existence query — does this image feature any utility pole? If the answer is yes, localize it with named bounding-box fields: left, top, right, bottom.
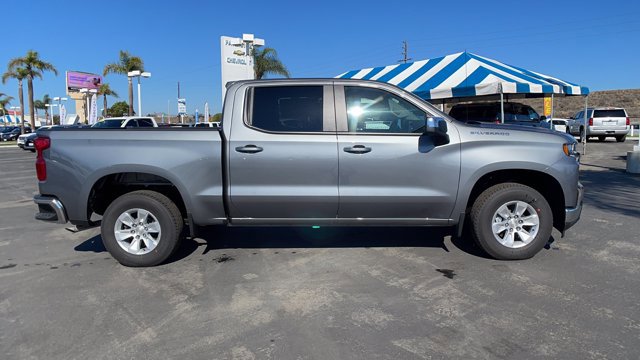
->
left=398, top=40, right=412, bottom=64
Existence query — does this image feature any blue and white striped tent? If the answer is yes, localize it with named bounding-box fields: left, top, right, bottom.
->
left=337, top=52, right=588, bottom=101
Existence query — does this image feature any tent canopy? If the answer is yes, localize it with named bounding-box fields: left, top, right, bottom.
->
left=337, top=52, right=589, bottom=102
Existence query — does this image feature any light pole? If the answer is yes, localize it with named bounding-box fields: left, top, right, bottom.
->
left=53, top=97, right=68, bottom=124
left=45, top=103, right=58, bottom=126
left=241, top=33, right=264, bottom=80
left=127, top=70, right=151, bottom=116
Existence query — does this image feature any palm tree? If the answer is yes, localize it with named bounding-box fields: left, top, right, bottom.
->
left=7, top=50, right=58, bottom=130
left=103, top=50, right=144, bottom=116
left=98, top=83, right=118, bottom=117
left=2, top=67, right=29, bottom=133
left=40, top=94, right=51, bottom=123
left=252, top=47, right=290, bottom=80
left=0, top=93, right=13, bottom=118
left=34, top=99, right=45, bottom=119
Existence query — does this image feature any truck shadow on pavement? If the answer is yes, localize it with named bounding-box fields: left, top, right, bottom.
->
left=579, top=168, right=640, bottom=218
left=74, top=226, right=491, bottom=263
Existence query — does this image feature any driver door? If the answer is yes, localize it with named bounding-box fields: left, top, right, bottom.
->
left=335, top=84, right=461, bottom=222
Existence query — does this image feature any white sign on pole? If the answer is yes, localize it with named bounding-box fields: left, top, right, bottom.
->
left=60, top=104, right=67, bottom=124
left=177, top=98, right=187, bottom=114
left=221, top=35, right=260, bottom=104
left=89, top=94, right=98, bottom=124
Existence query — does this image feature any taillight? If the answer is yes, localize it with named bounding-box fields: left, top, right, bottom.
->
left=34, top=137, right=50, bottom=181
left=627, top=117, right=631, bottom=126
left=588, top=118, right=593, bottom=126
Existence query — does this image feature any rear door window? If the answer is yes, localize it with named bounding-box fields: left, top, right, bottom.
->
left=247, top=86, right=325, bottom=132
left=593, top=109, right=626, bottom=118
left=137, top=118, right=155, bottom=127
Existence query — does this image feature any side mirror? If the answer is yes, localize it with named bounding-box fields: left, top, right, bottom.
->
left=426, top=117, right=447, bottom=134
left=540, top=115, right=547, bottom=121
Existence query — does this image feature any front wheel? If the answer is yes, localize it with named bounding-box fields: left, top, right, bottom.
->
left=101, top=190, right=184, bottom=267
left=470, top=183, right=553, bottom=260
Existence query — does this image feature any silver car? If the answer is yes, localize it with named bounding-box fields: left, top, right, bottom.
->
left=568, top=107, right=629, bottom=142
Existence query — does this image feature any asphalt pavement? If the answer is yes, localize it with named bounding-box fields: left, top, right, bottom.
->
left=1, top=140, right=639, bottom=359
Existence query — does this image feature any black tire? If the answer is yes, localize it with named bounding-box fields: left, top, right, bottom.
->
left=616, top=135, right=626, bottom=143
left=579, top=127, right=585, bottom=142
left=101, top=190, right=184, bottom=267
left=470, top=183, right=553, bottom=260
left=598, top=136, right=605, bottom=142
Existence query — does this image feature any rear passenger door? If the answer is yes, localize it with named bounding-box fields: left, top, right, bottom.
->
left=228, top=83, right=339, bottom=221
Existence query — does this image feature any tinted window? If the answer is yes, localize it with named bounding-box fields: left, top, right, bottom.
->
left=449, top=105, right=498, bottom=122
left=593, top=109, right=626, bottom=118
left=137, top=118, right=155, bottom=127
left=345, top=87, right=426, bottom=133
left=248, top=86, right=324, bottom=132
left=92, top=119, right=125, bottom=128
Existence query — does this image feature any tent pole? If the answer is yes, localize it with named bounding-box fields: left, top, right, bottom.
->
left=551, top=93, right=554, bottom=120
left=583, top=95, right=588, bottom=155
left=500, top=91, right=505, bottom=124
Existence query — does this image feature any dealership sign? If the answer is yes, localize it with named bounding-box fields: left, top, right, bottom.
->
left=66, top=71, right=102, bottom=92
left=220, top=35, right=263, bottom=104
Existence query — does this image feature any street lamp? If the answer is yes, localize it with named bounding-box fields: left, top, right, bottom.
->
left=241, top=33, right=264, bottom=79
left=53, top=97, right=68, bottom=124
left=128, top=70, right=151, bottom=116
left=45, top=103, right=58, bottom=126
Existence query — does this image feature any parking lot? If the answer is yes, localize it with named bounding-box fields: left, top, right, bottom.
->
left=1, top=140, right=639, bottom=359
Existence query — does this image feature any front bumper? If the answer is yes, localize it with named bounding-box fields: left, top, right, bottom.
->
left=34, top=195, right=68, bottom=224
left=564, top=182, right=584, bottom=231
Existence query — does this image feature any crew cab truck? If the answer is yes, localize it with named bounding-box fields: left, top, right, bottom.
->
left=33, top=79, right=583, bottom=267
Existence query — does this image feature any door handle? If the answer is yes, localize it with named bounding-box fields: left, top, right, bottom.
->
left=343, top=145, right=372, bottom=154
left=235, top=145, right=263, bottom=154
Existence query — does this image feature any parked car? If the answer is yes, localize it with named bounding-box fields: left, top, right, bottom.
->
left=543, top=118, right=569, bottom=133
left=22, top=132, right=38, bottom=152
left=92, top=117, right=158, bottom=128
left=33, top=79, right=582, bottom=267
left=192, top=122, right=220, bottom=128
left=1, top=126, right=32, bottom=141
left=567, top=107, right=630, bottom=142
left=449, top=102, right=551, bottom=129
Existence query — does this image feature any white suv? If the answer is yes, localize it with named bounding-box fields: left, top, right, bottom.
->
left=91, top=117, right=158, bottom=128
left=568, top=107, right=629, bottom=142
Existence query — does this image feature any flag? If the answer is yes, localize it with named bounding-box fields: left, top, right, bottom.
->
left=195, top=109, right=199, bottom=124
left=204, top=102, right=209, bottom=124
left=60, top=104, right=67, bottom=125
left=89, top=94, right=98, bottom=124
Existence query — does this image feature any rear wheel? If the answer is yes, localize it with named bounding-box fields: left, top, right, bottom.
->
left=616, top=135, right=626, bottom=142
left=470, top=183, right=552, bottom=260
left=101, top=190, right=183, bottom=267
left=579, top=127, right=585, bottom=142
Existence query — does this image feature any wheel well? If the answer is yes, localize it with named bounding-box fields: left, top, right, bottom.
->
left=88, top=172, right=187, bottom=221
left=466, top=170, right=565, bottom=231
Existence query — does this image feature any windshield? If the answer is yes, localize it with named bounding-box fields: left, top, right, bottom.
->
left=1, top=127, right=15, bottom=133
left=92, top=119, right=125, bottom=128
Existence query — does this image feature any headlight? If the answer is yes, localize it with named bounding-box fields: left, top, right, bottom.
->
left=563, top=142, right=580, bottom=160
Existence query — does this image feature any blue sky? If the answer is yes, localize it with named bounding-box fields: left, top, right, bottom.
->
left=2, top=0, right=639, bottom=116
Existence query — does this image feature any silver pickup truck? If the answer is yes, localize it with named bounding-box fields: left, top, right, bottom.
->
left=33, top=79, right=583, bottom=267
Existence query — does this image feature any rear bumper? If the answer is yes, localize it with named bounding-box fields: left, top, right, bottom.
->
left=34, top=195, right=68, bottom=224
left=588, top=127, right=629, bottom=136
left=564, top=182, right=584, bottom=231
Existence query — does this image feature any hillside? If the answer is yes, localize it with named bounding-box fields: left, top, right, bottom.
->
left=518, top=89, right=640, bottom=119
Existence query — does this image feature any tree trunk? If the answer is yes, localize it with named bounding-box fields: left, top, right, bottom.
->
left=45, top=108, right=49, bottom=125
left=103, top=95, right=108, bottom=117
left=128, top=77, right=133, bottom=116
left=27, top=77, right=35, bottom=130
left=18, top=80, right=25, bottom=134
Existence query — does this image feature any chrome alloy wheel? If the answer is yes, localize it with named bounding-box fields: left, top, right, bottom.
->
left=491, top=201, right=540, bottom=249
left=114, top=208, right=161, bottom=255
